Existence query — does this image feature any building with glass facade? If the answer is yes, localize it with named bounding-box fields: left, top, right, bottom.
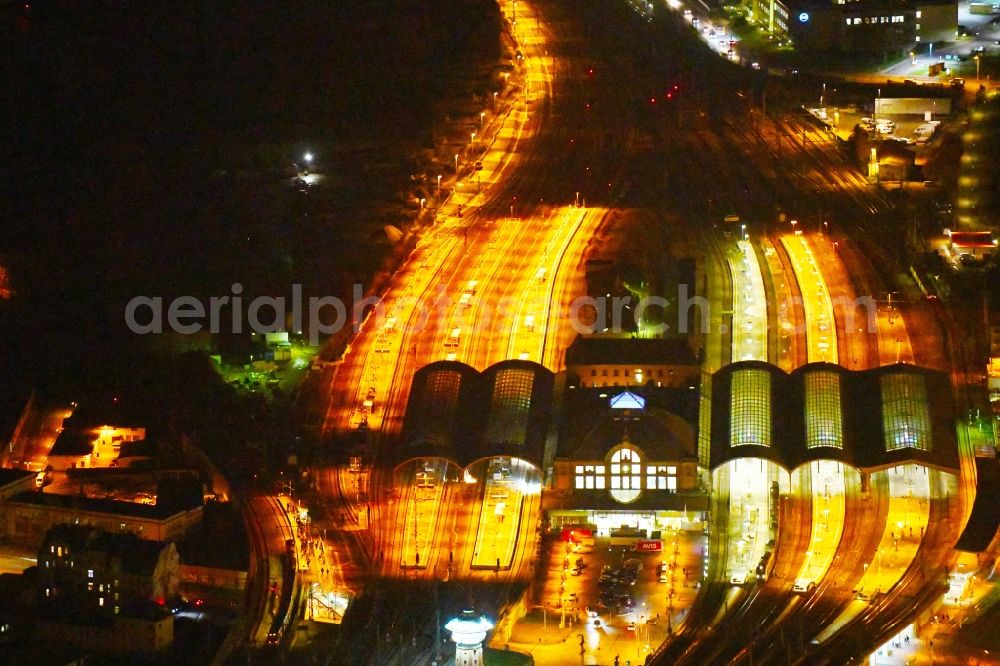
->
left=707, top=361, right=958, bottom=472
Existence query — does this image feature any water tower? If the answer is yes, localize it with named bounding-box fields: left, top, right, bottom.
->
left=444, top=609, right=493, bottom=666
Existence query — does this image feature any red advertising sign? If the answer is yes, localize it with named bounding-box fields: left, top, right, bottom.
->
left=561, top=526, right=594, bottom=542
left=634, top=539, right=662, bottom=552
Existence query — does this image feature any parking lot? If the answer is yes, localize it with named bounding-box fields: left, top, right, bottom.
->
left=513, top=531, right=706, bottom=664
left=806, top=106, right=944, bottom=146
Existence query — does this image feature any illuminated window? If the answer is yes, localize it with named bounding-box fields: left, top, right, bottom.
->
left=881, top=374, right=931, bottom=451
left=99, top=584, right=104, bottom=592
left=916, top=10, right=921, bottom=17
left=730, top=369, right=771, bottom=447
left=87, top=569, right=94, bottom=579
left=88, top=582, right=94, bottom=591
left=805, top=371, right=843, bottom=448
left=610, top=391, right=645, bottom=410
left=645, top=464, right=677, bottom=491
left=483, top=368, right=535, bottom=447
left=609, top=447, right=642, bottom=503
left=574, top=464, right=606, bottom=490
left=99, top=597, right=104, bottom=607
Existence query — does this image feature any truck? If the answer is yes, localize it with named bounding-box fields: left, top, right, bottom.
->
left=969, top=3, right=993, bottom=14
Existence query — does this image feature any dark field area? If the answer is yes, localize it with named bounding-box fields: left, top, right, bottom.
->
left=2, top=0, right=503, bottom=391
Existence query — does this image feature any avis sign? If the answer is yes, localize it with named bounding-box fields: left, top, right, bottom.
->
left=634, top=539, right=663, bottom=552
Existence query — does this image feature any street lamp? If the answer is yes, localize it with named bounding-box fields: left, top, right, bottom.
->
left=436, top=174, right=442, bottom=197
left=910, top=51, right=916, bottom=66
left=455, top=153, right=460, bottom=173
left=303, top=152, right=313, bottom=164
left=975, top=54, right=981, bottom=81
left=480, top=111, right=486, bottom=127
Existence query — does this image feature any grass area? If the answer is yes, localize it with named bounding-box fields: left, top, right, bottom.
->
left=484, top=647, right=534, bottom=665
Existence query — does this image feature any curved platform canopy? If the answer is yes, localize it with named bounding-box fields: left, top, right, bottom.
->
left=399, top=359, right=554, bottom=468
left=708, top=361, right=959, bottom=473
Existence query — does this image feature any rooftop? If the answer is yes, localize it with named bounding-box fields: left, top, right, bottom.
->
left=559, top=387, right=698, bottom=461
left=0, top=468, right=36, bottom=489
left=177, top=502, right=249, bottom=570
left=10, top=489, right=201, bottom=520
left=43, top=524, right=170, bottom=576
left=63, top=398, right=143, bottom=431
left=565, top=336, right=699, bottom=367
left=49, top=429, right=94, bottom=457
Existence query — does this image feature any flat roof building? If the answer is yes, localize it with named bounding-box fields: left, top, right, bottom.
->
left=2, top=488, right=203, bottom=550
left=565, top=335, right=701, bottom=389
left=787, top=0, right=958, bottom=53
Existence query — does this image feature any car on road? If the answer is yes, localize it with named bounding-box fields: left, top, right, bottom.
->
left=793, top=578, right=816, bottom=593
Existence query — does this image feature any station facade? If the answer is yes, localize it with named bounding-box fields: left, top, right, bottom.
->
left=399, top=335, right=709, bottom=541
left=397, top=342, right=958, bottom=544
